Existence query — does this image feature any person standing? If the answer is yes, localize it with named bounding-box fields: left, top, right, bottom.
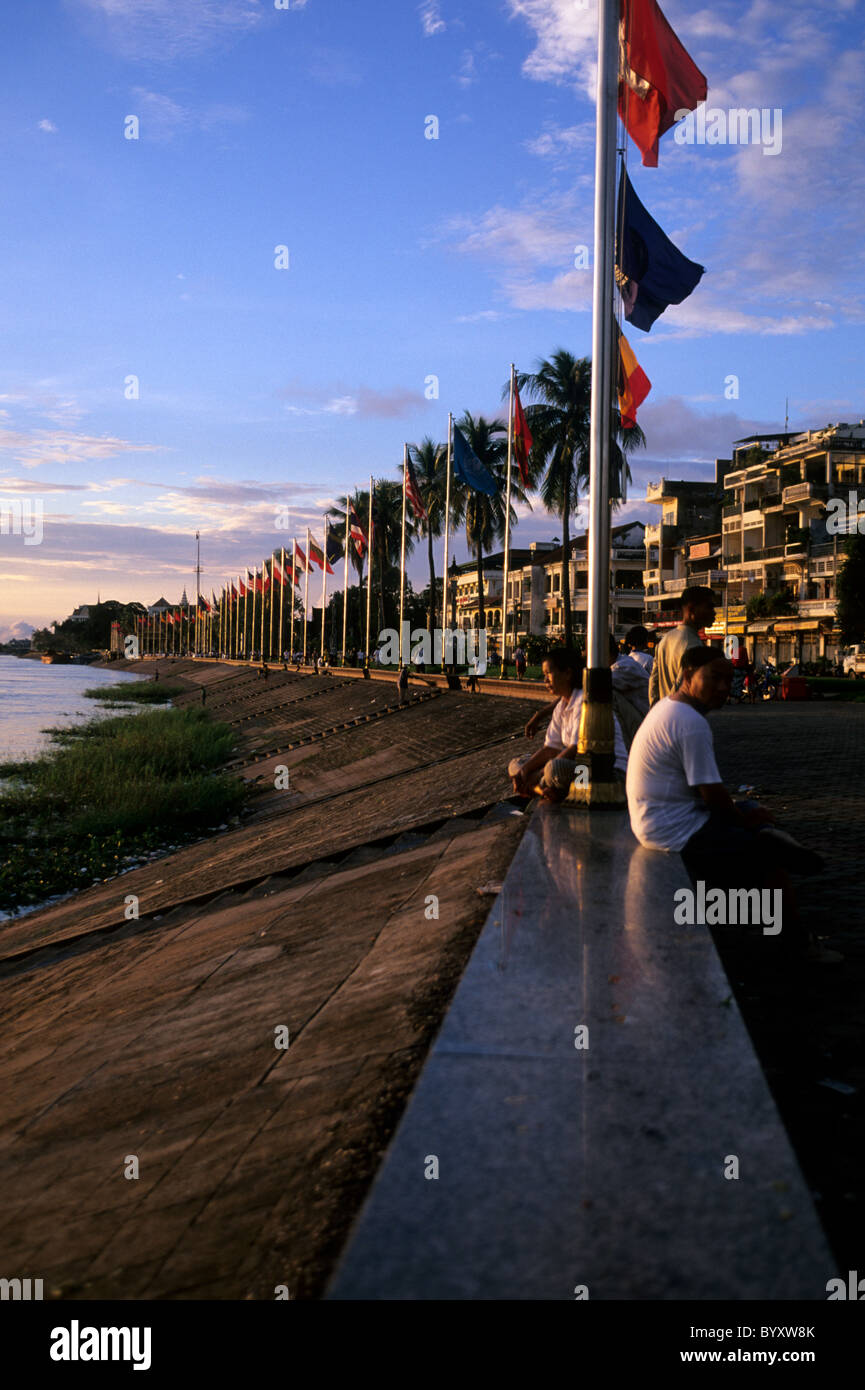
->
left=648, top=587, right=715, bottom=706
left=514, top=645, right=527, bottom=680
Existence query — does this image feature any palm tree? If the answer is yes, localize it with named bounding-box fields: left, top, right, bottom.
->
left=405, top=438, right=449, bottom=634
left=371, top=477, right=411, bottom=636
left=513, top=348, right=644, bottom=649
left=456, top=412, right=529, bottom=634
left=512, top=351, right=591, bottom=649
left=326, top=488, right=368, bottom=592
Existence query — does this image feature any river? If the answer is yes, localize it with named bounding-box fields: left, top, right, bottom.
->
left=0, top=656, right=144, bottom=761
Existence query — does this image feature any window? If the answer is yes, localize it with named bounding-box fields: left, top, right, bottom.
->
left=553, top=573, right=561, bottom=592
left=545, top=574, right=552, bottom=594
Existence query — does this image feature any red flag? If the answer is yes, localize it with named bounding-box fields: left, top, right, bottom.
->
left=294, top=544, right=309, bottom=573
left=513, top=385, right=533, bottom=487
left=237, top=575, right=249, bottom=597
left=404, top=456, right=427, bottom=521
left=307, top=535, right=334, bottom=574
left=618, top=0, right=707, bottom=168
left=348, top=503, right=368, bottom=559
left=617, top=329, right=651, bottom=428
left=272, top=557, right=286, bottom=586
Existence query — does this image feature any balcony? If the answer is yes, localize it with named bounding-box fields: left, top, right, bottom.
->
left=797, top=599, right=835, bottom=618
left=783, top=481, right=827, bottom=505
left=662, top=578, right=687, bottom=595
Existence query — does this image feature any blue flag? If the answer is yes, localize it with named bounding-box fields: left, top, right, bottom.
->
left=452, top=425, right=498, bottom=496
left=616, top=169, right=704, bottom=333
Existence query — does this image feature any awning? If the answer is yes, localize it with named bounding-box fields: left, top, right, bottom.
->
left=774, top=620, right=820, bottom=633
left=705, top=621, right=746, bottom=636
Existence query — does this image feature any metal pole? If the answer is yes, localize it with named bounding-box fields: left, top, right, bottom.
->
left=260, top=561, right=267, bottom=662
left=290, top=540, right=297, bottom=662
left=441, top=414, right=453, bottom=670
left=268, top=555, right=275, bottom=662
left=575, top=0, right=622, bottom=805
left=279, top=547, right=285, bottom=663
left=303, top=528, right=310, bottom=664
left=342, top=499, right=350, bottom=665
left=320, top=521, right=328, bottom=661
left=399, top=444, right=408, bottom=664
left=501, top=363, right=515, bottom=673
left=365, top=477, right=373, bottom=667
left=251, top=569, right=258, bottom=663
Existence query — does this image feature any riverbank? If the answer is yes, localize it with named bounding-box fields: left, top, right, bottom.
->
left=0, top=660, right=861, bottom=1299
left=0, top=691, right=246, bottom=915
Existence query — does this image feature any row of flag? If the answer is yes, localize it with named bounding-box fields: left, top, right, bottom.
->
left=145, top=1, right=709, bottom=639
left=613, top=0, right=710, bottom=426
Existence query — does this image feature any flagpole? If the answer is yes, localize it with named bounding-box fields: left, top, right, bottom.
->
left=290, top=539, right=297, bottom=662
left=441, top=415, right=452, bottom=671
left=342, top=499, right=350, bottom=666
left=260, top=561, right=267, bottom=663
left=399, top=444, right=408, bottom=665
left=501, top=363, right=515, bottom=675
left=365, top=477, right=373, bottom=669
left=251, top=569, right=258, bottom=664
left=575, top=0, right=622, bottom=806
left=320, top=520, right=328, bottom=661
left=268, top=555, right=275, bottom=662
left=303, top=528, right=310, bottom=665
left=279, top=546, right=285, bottom=663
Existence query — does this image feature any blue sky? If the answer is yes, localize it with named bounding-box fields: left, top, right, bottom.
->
left=1, top=0, right=863, bottom=635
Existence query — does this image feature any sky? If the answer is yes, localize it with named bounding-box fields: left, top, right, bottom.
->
left=1, top=0, right=864, bottom=637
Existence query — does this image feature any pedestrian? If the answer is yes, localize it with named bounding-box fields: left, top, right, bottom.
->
left=514, top=645, right=527, bottom=680
left=622, top=625, right=653, bottom=675
left=396, top=663, right=408, bottom=704
left=627, top=646, right=840, bottom=963
left=649, top=587, right=716, bottom=705
left=201, top=685, right=206, bottom=705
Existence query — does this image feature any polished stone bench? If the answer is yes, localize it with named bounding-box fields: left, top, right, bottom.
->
left=328, top=806, right=833, bottom=1300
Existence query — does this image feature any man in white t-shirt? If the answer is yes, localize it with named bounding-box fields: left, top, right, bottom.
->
left=627, top=645, right=839, bottom=962
left=510, top=647, right=627, bottom=801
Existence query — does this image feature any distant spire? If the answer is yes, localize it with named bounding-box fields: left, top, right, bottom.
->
left=180, top=587, right=189, bottom=607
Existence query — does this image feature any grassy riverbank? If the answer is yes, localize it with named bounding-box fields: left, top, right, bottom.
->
left=83, top=680, right=185, bottom=704
left=0, top=705, right=246, bottom=915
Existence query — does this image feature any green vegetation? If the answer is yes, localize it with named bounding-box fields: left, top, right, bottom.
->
left=837, top=534, right=865, bottom=643
left=83, top=681, right=184, bottom=705
left=0, top=706, right=246, bottom=914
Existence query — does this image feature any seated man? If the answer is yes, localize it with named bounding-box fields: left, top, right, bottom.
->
left=626, top=646, right=840, bottom=963
left=510, top=647, right=627, bottom=801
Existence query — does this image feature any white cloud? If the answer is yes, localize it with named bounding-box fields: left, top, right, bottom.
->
left=37, top=119, right=58, bottom=133
left=128, top=87, right=249, bottom=142
left=0, top=427, right=157, bottom=469
left=419, top=1, right=445, bottom=37
left=70, top=0, right=266, bottom=61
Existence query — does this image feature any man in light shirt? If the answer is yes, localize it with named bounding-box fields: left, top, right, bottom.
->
left=648, top=586, right=715, bottom=705
left=627, top=646, right=840, bottom=963
left=510, top=647, right=627, bottom=801
left=622, top=624, right=654, bottom=675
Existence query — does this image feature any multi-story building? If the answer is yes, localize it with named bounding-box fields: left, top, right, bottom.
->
left=643, top=469, right=726, bottom=624
left=450, top=526, right=645, bottom=648
left=719, top=423, right=865, bottom=663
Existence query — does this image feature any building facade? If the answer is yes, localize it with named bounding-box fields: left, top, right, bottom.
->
left=451, top=526, right=646, bottom=648
left=640, top=424, right=865, bottom=664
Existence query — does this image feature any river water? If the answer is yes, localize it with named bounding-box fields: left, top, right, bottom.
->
left=0, top=656, right=144, bottom=761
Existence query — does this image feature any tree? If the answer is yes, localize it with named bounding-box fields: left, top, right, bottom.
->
left=513, top=348, right=643, bottom=648
left=837, top=533, right=865, bottom=642
left=456, top=412, right=528, bottom=632
left=406, top=437, right=450, bottom=634
left=371, top=478, right=412, bottom=635
left=326, top=488, right=368, bottom=593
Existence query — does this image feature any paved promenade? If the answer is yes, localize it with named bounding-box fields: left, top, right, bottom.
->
left=0, top=678, right=861, bottom=1296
